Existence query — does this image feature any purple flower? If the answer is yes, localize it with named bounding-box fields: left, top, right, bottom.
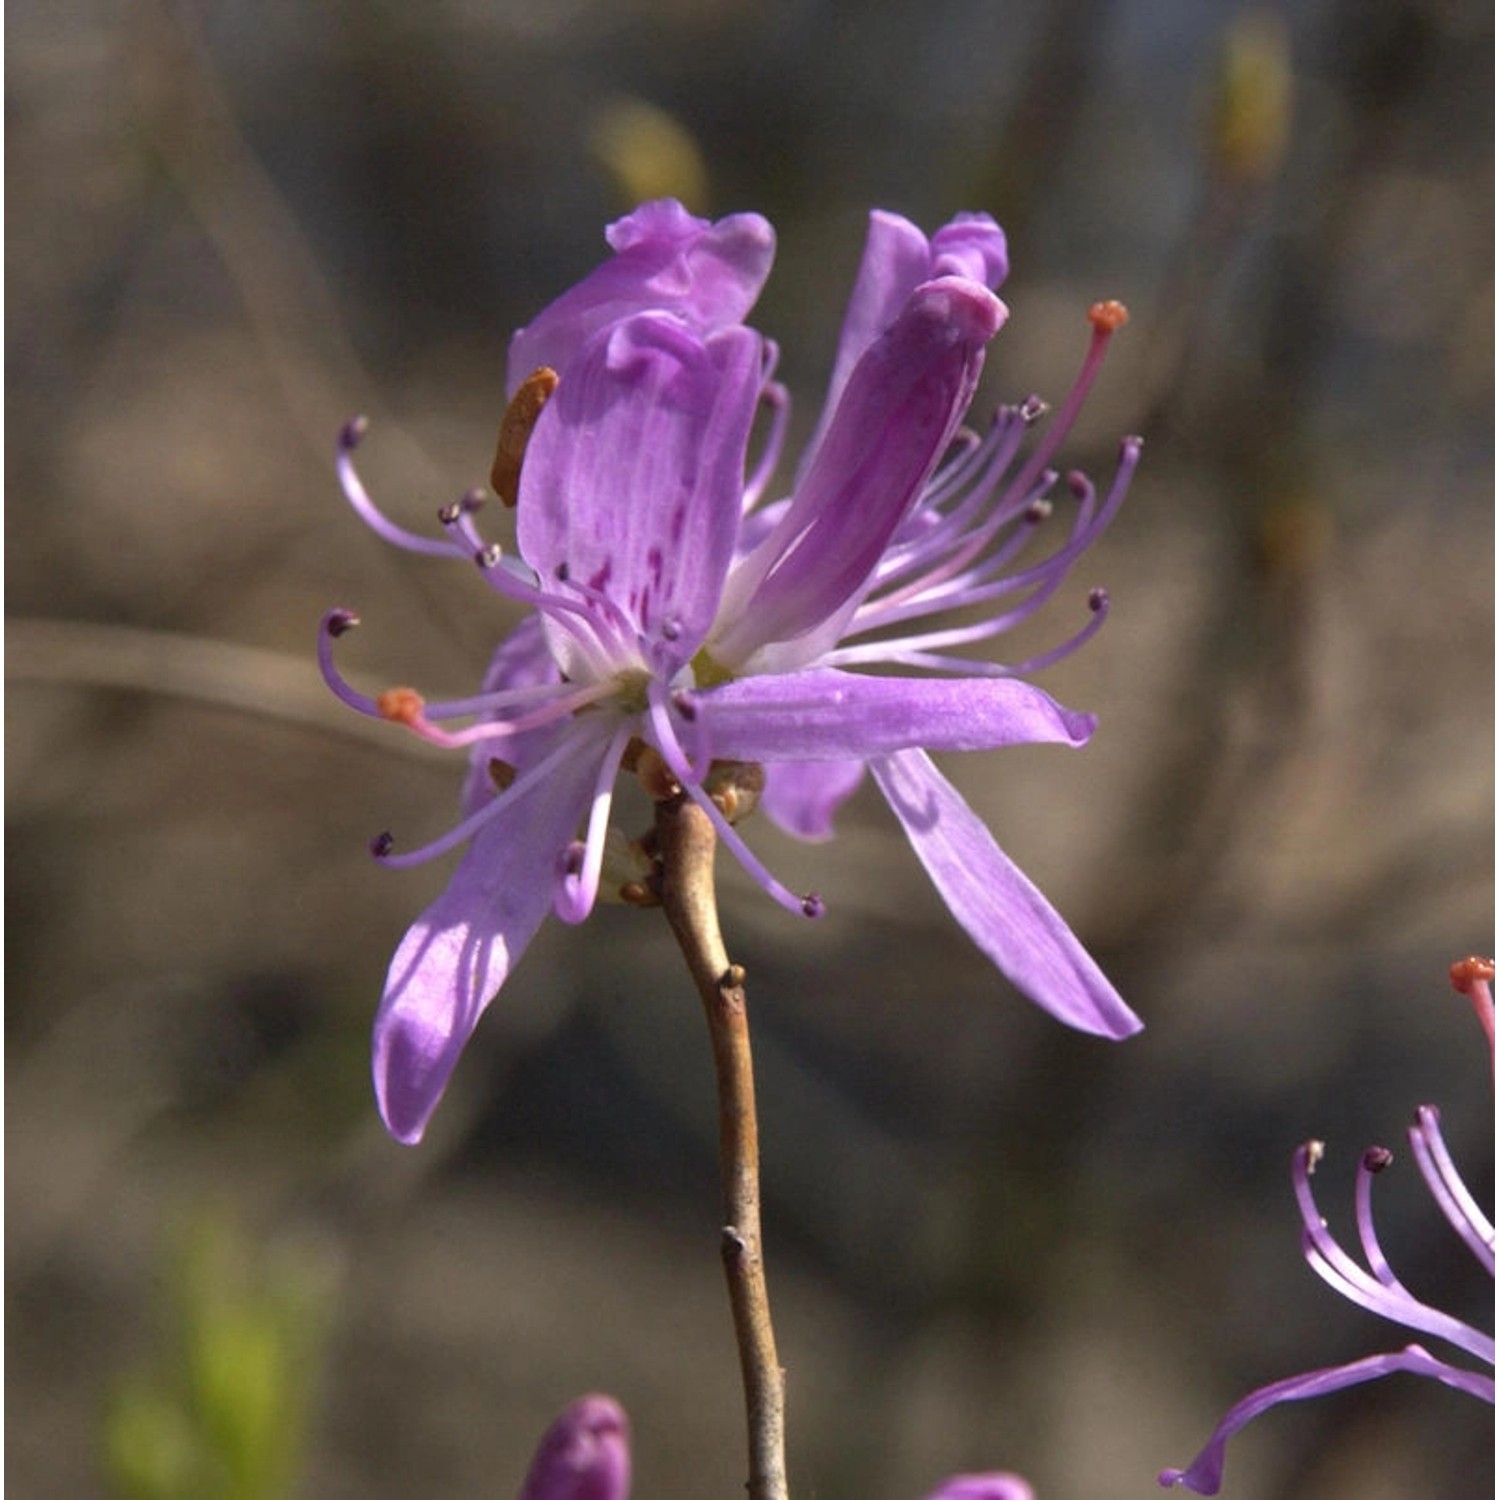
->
left=1160, top=961, right=1496, bottom=1494
left=323, top=201, right=1143, bottom=1144
left=515, top=1394, right=1033, bottom=1500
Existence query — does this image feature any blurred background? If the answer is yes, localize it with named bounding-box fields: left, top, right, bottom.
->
left=6, top=0, right=1494, bottom=1496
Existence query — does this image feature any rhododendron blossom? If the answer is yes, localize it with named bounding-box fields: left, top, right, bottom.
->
left=323, top=200, right=1142, bottom=1144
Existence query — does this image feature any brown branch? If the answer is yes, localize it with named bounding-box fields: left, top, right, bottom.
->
left=655, top=795, right=788, bottom=1500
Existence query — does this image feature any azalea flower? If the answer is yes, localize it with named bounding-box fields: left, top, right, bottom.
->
left=323, top=200, right=1143, bottom=1144
left=1160, top=959, right=1496, bottom=1494
left=515, top=1393, right=1034, bottom=1500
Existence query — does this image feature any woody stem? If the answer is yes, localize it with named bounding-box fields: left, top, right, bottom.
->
left=655, top=793, right=789, bottom=1500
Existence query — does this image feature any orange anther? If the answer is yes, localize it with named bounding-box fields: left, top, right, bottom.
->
left=1088, top=299, right=1130, bottom=333
left=491, top=366, right=560, bottom=507
left=377, top=686, right=427, bottom=725
left=1449, top=956, right=1495, bottom=992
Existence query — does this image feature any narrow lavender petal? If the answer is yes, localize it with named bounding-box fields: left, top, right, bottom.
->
left=715, top=276, right=1006, bottom=670
left=507, top=200, right=774, bottom=391
left=802, top=210, right=931, bottom=464
left=760, top=758, right=867, bottom=841
left=802, top=211, right=1008, bottom=477
left=517, top=315, right=764, bottom=664
left=517, top=1395, right=632, bottom=1500
left=922, top=1474, right=1034, bottom=1500
left=869, top=748, right=1141, bottom=1039
left=696, top=668, right=1096, bottom=760
left=372, top=722, right=611, bottom=1145
left=1159, top=1345, right=1496, bottom=1494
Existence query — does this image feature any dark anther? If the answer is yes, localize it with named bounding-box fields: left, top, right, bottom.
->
left=477, top=544, right=504, bottom=569
left=800, top=893, right=825, bottom=919
left=1088, top=587, right=1109, bottom=612
left=1024, top=499, right=1052, bottom=524
left=327, top=609, right=360, bottom=637
left=461, top=488, right=487, bottom=512
left=339, top=414, right=370, bottom=450
left=370, top=831, right=395, bottom=857
left=1362, top=1146, right=1394, bottom=1173
left=437, top=501, right=463, bottom=526
left=1066, top=471, right=1090, bottom=499
left=1020, top=395, right=1048, bottom=424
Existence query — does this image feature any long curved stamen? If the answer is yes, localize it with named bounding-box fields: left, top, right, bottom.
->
left=849, top=436, right=1137, bottom=649
left=383, top=678, right=622, bottom=749
left=860, top=452, right=1043, bottom=620
left=823, top=588, right=1110, bottom=674
left=338, top=417, right=465, bottom=558
left=1158, top=1346, right=1496, bottom=1493
left=1354, top=1146, right=1401, bottom=1287
left=554, top=722, right=636, bottom=923
left=1409, top=1106, right=1496, bottom=1274
left=646, top=685, right=822, bottom=920
left=1006, top=301, right=1129, bottom=503
left=371, top=727, right=589, bottom=870
left=318, top=609, right=383, bottom=715
left=1294, top=1142, right=1495, bottom=1363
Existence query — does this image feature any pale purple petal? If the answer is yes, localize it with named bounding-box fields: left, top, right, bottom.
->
left=507, top=200, right=774, bottom=391
left=929, top=213, right=1010, bottom=287
left=517, top=315, right=764, bottom=663
left=922, top=1475, right=1034, bottom=1500
left=714, top=276, right=1007, bottom=670
left=373, top=722, right=611, bottom=1145
left=760, top=758, right=867, bottom=841
left=802, top=211, right=1009, bottom=475
left=1159, top=1346, right=1496, bottom=1494
left=869, top=748, right=1142, bottom=1039
left=697, top=668, right=1095, bottom=761
left=517, top=1395, right=632, bottom=1500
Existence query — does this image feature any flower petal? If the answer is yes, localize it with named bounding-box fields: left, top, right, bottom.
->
left=517, top=1394, right=632, bottom=1500
left=869, top=748, right=1141, bottom=1039
left=518, top=315, right=764, bottom=665
left=507, top=200, right=774, bottom=391
left=713, top=276, right=1006, bottom=672
left=801, top=211, right=1008, bottom=477
left=697, top=668, right=1095, bottom=760
left=372, top=722, right=610, bottom=1145
left=760, top=758, right=867, bottom=841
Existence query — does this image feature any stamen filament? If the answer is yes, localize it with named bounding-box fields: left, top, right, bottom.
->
left=554, top=722, right=635, bottom=924
left=338, top=418, right=465, bottom=559
left=1409, top=1106, right=1496, bottom=1274
left=647, top=687, right=821, bottom=920
left=373, top=726, right=590, bottom=870
left=318, top=609, right=383, bottom=715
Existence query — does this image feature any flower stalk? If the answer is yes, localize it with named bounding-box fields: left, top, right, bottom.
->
left=655, top=792, right=787, bottom=1500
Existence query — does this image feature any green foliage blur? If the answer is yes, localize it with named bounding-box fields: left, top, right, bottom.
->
left=102, top=1212, right=334, bottom=1500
